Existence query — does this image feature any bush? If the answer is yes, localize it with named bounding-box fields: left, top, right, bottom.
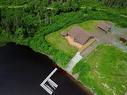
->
left=15, top=28, right=25, bottom=37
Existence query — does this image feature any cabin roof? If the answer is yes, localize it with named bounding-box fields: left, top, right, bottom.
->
left=67, top=27, right=92, bottom=45
left=97, top=22, right=112, bottom=32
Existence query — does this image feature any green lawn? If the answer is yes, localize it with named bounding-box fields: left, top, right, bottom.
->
left=73, top=44, right=127, bottom=95
left=79, top=20, right=111, bottom=32
left=45, top=20, right=105, bottom=56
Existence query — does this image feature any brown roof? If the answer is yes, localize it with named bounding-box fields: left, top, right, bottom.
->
left=97, top=22, right=112, bottom=32
left=67, top=27, right=92, bottom=45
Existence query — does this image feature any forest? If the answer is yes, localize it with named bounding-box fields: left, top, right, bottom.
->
left=0, top=0, right=127, bottom=37
left=98, top=0, right=127, bottom=7
left=0, top=0, right=80, bottom=37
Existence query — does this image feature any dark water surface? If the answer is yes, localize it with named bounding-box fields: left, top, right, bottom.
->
left=0, top=43, right=92, bottom=95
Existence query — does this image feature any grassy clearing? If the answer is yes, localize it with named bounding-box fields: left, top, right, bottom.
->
left=45, top=20, right=103, bottom=55
left=45, top=20, right=112, bottom=57
left=79, top=20, right=100, bottom=32
left=73, top=44, right=127, bottom=95
left=45, top=20, right=104, bottom=56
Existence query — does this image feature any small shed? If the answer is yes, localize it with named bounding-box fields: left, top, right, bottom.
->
left=97, top=22, right=112, bottom=33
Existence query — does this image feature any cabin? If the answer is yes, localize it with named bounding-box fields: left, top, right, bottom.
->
left=97, top=22, right=112, bottom=33
left=61, top=27, right=94, bottom=45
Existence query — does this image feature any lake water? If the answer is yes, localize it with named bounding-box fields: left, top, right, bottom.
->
left=0, top=43, right=93, bottom=95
